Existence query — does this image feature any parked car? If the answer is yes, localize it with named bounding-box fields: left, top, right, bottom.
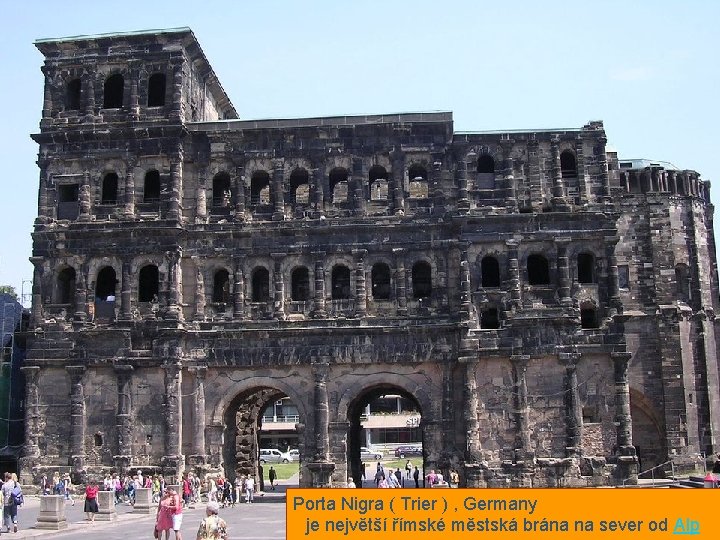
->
left=259, top=448, right=293, bottom=463
left=360, top=446, right=383, bottom=460
left=394, top=445, right=423, bottom=458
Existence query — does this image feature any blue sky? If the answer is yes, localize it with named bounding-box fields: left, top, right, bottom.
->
left=1, top=0, right=718, bottom=300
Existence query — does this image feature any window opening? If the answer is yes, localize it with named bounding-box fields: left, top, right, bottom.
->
left=368, top=165, right=388, bottom=201
left=144, top=170, right=161, bottom=203
left=480, top=308, right=500, bottom=329
left=138, top=265, right=159, bottom=302
left=57, top=267, right=76, bottom=304
left=527, top=254, right=550, bottom=285
left=65, top=78, right=82, bottom=110
left=331, top=265, right=351, bottom=300
left=101, top=173, right=118, bottom=204
left=213, top=269, right=230, bottom=303
left=412, top=261, right=432, bottom=299
left=577, top=253, right=595, bottom=284
left=103, top=73, right=124, bottom=109
left=250, top=171, right=271, bottom=206
left=291, top=267, right=310, bottom=301
left=212, top=173, right=232, bottom=207
left=57, top=184, right=79, bottom=220
left=580, top=306, right=598, bottom=329
left=290, top=169, right=309, bottom=205
left=408, top=164, right=428, bottom=198
left=251, top=268, right=270, bottom=302
left=481, top=256, right=500, bottom=288
left=147, top=73, right=166, bottom=107
left=560, top=150, right=577, bottom=178
left=329, top=168, right=348, bottom=203
left=371, top=263, right=391, bottom=300
left=95, top=267, right=117, bottom=301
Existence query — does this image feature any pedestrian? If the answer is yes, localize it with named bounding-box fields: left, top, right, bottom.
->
left=182, top=473, right=192, bottom=508
left=84, top=480, right=99, bottom=522
left=63, top=473, right=75, bottom=506
left=387, top=470, right=401, bottom=488
left=40, top=473, right=50, bottom=495
left=52, top=471, right=62, bottom=495
left=245, top=475, right=255, bottom=503
left=347, top=477, right=356, bottom=488
left=156, top=487, right=183, bottom=540
left=268, top=466, right=277, bottom=491
left=394, top=468, right=402, bottom=486
left=1, top=472, right=21, bottom=533
left=413, top=466, right=420, bottom=488
left=450, top=469, right=459, bottom=487
left=196, top=501, right=228, bottom=540
left=405, top=460, right=412, bottom=478
left=234, top=476, right=243, bottom=505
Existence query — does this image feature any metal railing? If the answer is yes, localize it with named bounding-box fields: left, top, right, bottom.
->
left=623, top=459, right=675, bottom=487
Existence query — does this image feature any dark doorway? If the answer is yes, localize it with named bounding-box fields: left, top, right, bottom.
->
left=138, top=265, right=159, bottom=302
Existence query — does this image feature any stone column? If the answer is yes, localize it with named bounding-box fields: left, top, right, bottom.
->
left=394, top=249, right=407, bottom=316
left=596, top=134, right=611, bottom=201
left=431, top=155, right=445, bottom=215
left=170, top=59, right=183, bottom=122
left=233, top=260, right=245, bottom=319
left=189, top=366, right=207, bottom=466
left=352, top=159, right=366, bottom=216
left=611, top=352, right=634, bottom=452
left=21, top=366, right=41, bottom=463
left=307, top=362, right=335, bottom=487
left=67, top=365, right=87, bottom=472
left=272, top=253, right=286, bottom=320
left=669, top=171, right=678, bottom=194
left=503, top=153, right=517, bottom=210
left=556, top=238, right=572, bottom=306
left=196, top=173, right=207, bottom=223
left=36, top=159, right=52, bottom=224
left=114, top=364, right=133, bottom=474
left=391, top=151, right=405, bottom=215
left=272, top=159, right=285, bottom=221
left=119, top=260, right=132, bottom=321
left=560, top=351, right=582, bottom=456
left=162, top=361, right=183, bottom=476
left=550, top=139, right=569, bottom=211
left=123, top=162, right=136, bottom=218
left=605, top=236, right=621, bottom=316
left=129, top=68, right=139, bottom=121
left=74, top=265, right=87, bottom=322
left=194, top=266, right=206, bottom=321
left=311, top=166, right=325, bottom=218
left=463, top=361, right=482, bottom=460
left=506, top=240, right=521, bottom=310
left=311, top=253, right=326, bottom=318
left=575, top=137, right=588, bottom=203
left=510, top=355, right=531, bottom=461
left=165, top=248, right=183, bottom=320
left=167, top=146, right=183, bottom=221
left=78, top=172, right=92, bottom=222
left=460, top=247, right=473, bottom=324
left=84, top=73, right=95, bottom=119
left=233, top=165, right=246, bottom=222
left=456, top=155, right=470, bottom=214
left=40, top=67, right=53, bottom=123
left=30, top=259, right=44, bottom=326
left=353, top=249, right=367, bottom=317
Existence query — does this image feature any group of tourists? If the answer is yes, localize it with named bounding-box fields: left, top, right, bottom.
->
left=204, top=472, right=260, bottom=506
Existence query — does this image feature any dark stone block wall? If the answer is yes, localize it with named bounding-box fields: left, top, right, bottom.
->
left=19, top=28, right=720, bottom=487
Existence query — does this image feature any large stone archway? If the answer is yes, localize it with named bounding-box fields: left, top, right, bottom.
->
left=630, top=388, right=666, bottom=474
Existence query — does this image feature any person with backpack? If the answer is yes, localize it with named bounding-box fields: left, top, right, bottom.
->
left=1, top=472, right=22, bottom=533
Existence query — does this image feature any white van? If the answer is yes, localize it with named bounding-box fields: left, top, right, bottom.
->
left=258, top=448, right=293, bottom=463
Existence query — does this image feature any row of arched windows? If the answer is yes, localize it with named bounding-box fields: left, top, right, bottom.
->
left=97, top=170, right=161, bottom=205
left=64, top=72, right=167, bottom=111
left=479, top=253, right=596, bottom=287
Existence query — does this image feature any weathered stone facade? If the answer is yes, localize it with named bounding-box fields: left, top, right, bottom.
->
left=22, top=28, right=720, bottom=487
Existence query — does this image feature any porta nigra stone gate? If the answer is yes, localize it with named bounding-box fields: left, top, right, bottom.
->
left=22, top=28, right=720, bottom=488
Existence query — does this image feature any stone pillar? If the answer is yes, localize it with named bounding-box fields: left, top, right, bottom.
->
left=311, top=166, right=325, bottom=218
left=30, top=259, right=44, bottom=326
left=233, top=166, right=246, bottom=222
left=194, top=266, right=206, bottom=321
left=556, top=238, right=572, bottom=306
left=352, top=158, right=366, bottom=216
left=84, top=74, right=95, bottom=119
left=96, top=491, right=118, bottom=521
left=510, top=355, right=531, bottom=461
left=503, top=153, right=517, bottom=210
left=611, top=352, right=635, bottom=452
left=463, top=361, right=483, bottom=463
left=574, top=137, right=588, bottom=203
left=119, top=260, right=132, bottom=321
left=123, top=163, right=136, bottom=218
left=353, top=249, right=367, bottom=317
left=114, top=364, right=133, bottom=473
left=560, top=351, right=582, bottom=456
left=21, top=366, right=41, bottom=463
left=272, top=253, right=286, bottom=320
left=170, top=60, right=183, bottom=122
left=391, top=151, right=405, bottom=215
left=311, top=253, right=326, bottom=318
left=605, top=236, right=621, bottom=316
left=162, top=362, right=183, bottom=476
left=196, top=173, right=207, bottom=223
left=133, top=488, right=155, bottom=514
left=272, top=159, right=285, bottom=221
left=35, top=496, right=68, bottom=530
left=394, top=249, right=407, bottom=316
left=307, top=362, right=335, bottom=487
left=596, top=134, right=611, bottom=201
left=40, top=67, right=53, bottom=123
left=431, top=155, right=445, bottom=215
left=165, top=248, right=183, bottom=320
left=506, top=240, right=521, bottom=310
left=189, top=366, right=207, bottom=466
left=550, top=139, right=569, bottom=211
left=456, top=155, right=470, bottom=214
left=67, top=365, right=87, bottom=473
left=233, top=260, right=245, bottom=319
left=167, top=147, right=183, bottom=221
left=78, top=175, right=92, bottom=222
left=36, top=159, right=52, bottom=224
left=460, top=247, right=473, bottom=324
left=129, top=69, right=140, bottom=121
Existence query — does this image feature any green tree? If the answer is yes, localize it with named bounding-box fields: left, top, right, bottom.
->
left=0, top=285, right=18, bottom=301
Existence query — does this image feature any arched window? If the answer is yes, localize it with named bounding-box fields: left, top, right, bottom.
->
left=65, top=78, right=82, bottom=111
left=138, top=265, right=159, bottom=302
left=103, top=74, right=124, bottom=109
left=212, top=172, right=232, bottom=207
left=527, top=254, right=550, bottom=285
left=481, top=307, right=500, bottom=329
left=408, top=164, right=428, bottom=199
left=147, top=73, right=166, bottom=107
left=57, top=267, right=76, bottom=304
left=369, top=165, right=389, bottom=201
left=213, top=269, right=230, bottom=303
left=477, top=155, right=495, bottom=174
left=291, top=267, right=310, bottom=301
left=412, top=261, right=432, bottom=299
left=329, top=168, right=348, bottom=203
left=101, top=173, right=118, bottom=205
left=250, top=171, right=270, bottom=206
left=560, top=150, right=577, bottom=178
left=371, top=263, right=391, bottom=300
left=577, top=253, right=595, bottom=284
left=331, top=265, right=351, bottom=300
left=95, top=266, right=117, bottom=301
left=251, top=267, right=270, bottom=302
left=290, top=169, right=309, bottom=205
left=144, top=170, right=161, bottom=203
left=580, top=304, right=598, bottom=329
left=481, top=256, right=501, bottom=288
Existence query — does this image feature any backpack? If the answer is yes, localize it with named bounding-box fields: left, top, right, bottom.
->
left=10, top=486, right=23, bottom=506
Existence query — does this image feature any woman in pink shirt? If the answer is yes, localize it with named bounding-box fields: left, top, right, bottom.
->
left=156, top=487, right=183, bottom=540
